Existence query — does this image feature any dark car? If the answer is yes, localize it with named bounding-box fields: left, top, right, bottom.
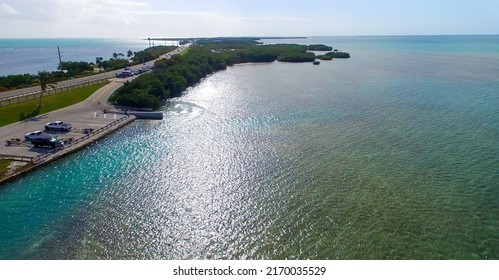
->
left=31, top=137, right=64, bottom=148
left=116, top=71, right=133, bottom=78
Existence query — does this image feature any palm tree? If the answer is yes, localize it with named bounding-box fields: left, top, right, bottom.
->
left=37, top=71, right=51, bottom=108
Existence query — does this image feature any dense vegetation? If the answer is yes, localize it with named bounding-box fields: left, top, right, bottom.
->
left=0, top=74, right=38, bottom=91
left=197, top=38, right=262, bottom=50
left=317, top=51, right=352, bottom=60
left=58, top=61, right=93, bottom=75
left=308, top=44, right=333, bottom=51
left=109, top=46, right=227, bottom=109
left=0, top=71, right=74, bottom=91
left=132, top=46, right=177, bottom=64
left=277, top=51, right=316, bottom=62
left=110, top=41, right=337, bottom=109
left=97, top=58, right=130, bottom=71
left=317, top=55, right=333, bottom=61
left=325, top=51, right=351, bottom=59
left=0, top=46, right=176, bottom=92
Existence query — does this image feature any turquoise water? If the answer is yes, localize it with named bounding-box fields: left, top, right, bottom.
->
left=0, top=38, right=150, bottom=76
left=0, top=36, right=498, bottom=259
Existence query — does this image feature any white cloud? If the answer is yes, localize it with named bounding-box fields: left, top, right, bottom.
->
left=50, top=0, right=147, bottom=26
left=0, top=3, right=20, bottom=15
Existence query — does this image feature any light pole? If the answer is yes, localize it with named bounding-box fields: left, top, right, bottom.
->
left=57, top=46, right=63, bottom=72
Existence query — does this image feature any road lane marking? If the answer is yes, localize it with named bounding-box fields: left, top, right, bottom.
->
left=92, top=85, right=112, bottom=103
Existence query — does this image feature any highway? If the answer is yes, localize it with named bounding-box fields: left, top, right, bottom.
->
left=0, top=45, right=186, bottom=100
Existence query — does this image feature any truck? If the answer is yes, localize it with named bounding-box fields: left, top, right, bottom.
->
left=45, top=121, right=72, bottom=132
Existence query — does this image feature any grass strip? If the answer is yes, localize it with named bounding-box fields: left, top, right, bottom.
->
left=0, top=83, right=106, bottom=127
left=0, top=160, right=10, bottom=178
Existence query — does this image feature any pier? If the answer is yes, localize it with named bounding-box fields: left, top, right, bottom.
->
left=129, top=111, right=164, bottom=120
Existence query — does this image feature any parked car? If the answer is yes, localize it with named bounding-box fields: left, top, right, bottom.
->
left=25, top=130, right=44, bottom=141
left=116, top=71, right=133, bottom=78
left=45, top=121, right=72, bottom=132
left=31, top=137, right=64, bottom=148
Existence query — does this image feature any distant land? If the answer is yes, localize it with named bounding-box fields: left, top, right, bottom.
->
left=145, top=36, right=307, bottom=42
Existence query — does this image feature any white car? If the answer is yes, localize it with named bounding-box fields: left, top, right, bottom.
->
left=25, top=130, right=44, bottom=141
left=45, top=121, right=72, bottom=132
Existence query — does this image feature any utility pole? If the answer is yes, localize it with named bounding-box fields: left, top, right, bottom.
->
left=57, top=46, right=63, bottom=72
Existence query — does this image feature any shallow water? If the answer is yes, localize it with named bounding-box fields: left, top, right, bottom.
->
left=0, top=36, right=498, bottom=259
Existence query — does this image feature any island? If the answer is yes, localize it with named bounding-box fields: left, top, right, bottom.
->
left=307, top=44, right=333, bottom=51
left=109, top=38, right=351, bottom=110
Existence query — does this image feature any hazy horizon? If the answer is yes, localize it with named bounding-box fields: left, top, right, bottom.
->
left=1, top=0, right=498, bottom=38
left=2, top=34, right=499, bottom=40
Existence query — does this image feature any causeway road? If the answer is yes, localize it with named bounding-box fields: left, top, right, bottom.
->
left=0, top=45, right=187, bottom=100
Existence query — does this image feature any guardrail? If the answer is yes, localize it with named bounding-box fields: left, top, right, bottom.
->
left=31, top=115, right=132, bottom=164
left=0, top=75, right=115, bottom=107
left=0, top=154, right=34, bottom=162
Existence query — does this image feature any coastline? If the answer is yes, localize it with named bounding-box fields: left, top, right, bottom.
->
left=0, top=36, right=498, bottom=260
left=0, top=115, right=136, bottom=185
left=0, top=79, right=131, bottom=185
left=0, top=46, right=184, bottom=185
left=0, top=78, right=167, bottom=185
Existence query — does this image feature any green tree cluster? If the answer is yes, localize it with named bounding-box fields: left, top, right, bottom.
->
left=109, top=46, right=227, bottom=110
left=198, top=38, right=262, bottom=50
left=0, top=71, right=67, bottom=92
left=132, top=46, right=177, bottom=64
left=98, top=58, right=130, bottom=71
left=277, top=51, right=316, bottom=62
left=1, top=46, right=178, bottom=91
left=318, top=51, right=351, bottom=60
left=0, top=74, right=37, bottom=91
left=215, top=44, right=313, bottom=64
left=109, top=40, right=350, bottom=110
left=58, top=61, right=93, bottom=75
left=325, top=51, right=351, bottom=58
left=308, top=44, right=333, bottom=51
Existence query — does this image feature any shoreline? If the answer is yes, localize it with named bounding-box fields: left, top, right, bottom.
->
left=0, top=115, right=136, bottom=185
left=0, top=46, right=183, bottom=186
left=0, top=82, right=156, bottom=186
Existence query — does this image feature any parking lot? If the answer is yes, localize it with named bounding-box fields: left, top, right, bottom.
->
left=0, top=81, right=130, bottom=160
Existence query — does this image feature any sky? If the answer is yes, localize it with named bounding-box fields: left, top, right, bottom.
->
left=1, top=0, right=498, bottom=38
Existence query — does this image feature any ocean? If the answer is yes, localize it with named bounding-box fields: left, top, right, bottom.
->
left=0, top=38, right=152, bottom=76
left=0, top=36, right=498, bottom=259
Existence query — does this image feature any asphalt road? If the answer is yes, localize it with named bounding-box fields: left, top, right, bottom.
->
left=0, top=45, right=186, bottom=100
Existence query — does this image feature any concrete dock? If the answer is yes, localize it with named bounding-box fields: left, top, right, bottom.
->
left=0, top=79, right=159, bottom=184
